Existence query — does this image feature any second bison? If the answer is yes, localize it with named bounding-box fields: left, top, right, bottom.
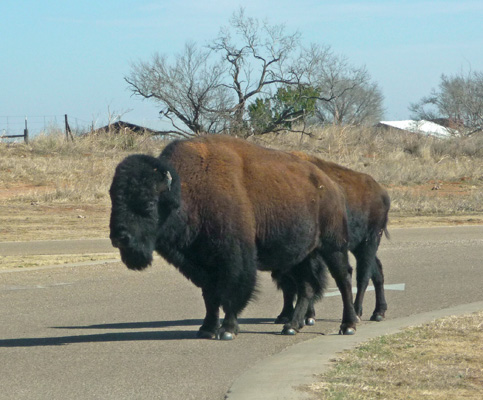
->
left=274, top=152, right=390, bottom=325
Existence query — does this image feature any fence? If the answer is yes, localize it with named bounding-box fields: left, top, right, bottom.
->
left=0, top=114, right=81, bottom=143
left=0, top=117, right=29, bottom=143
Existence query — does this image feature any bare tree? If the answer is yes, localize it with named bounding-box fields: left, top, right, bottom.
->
left=304, top=48, right=384, bottom=125
left=125, top=42, right=231, bottom=137
left=250, top=44, right=385, bottom=130
left=316, top=77, right=384, bottom=126
left=209, top=8, right=301, bottom=134
left=125, top=9, right=384, bottom=136
left=409, top=70, right=483, bottom=136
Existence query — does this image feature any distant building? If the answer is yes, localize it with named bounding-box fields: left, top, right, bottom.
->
left=92, top=120, right=160, bottom=135
left=376, top=120, right=456, bottom=138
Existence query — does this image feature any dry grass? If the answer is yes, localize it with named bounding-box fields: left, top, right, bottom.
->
left=252, top=127, right=483, bottom=185
left=0, top=127, right=482, bottom=242
left=0, top=253, right=118, bottom=270
left=252, top=127, right=483, bottom=216
left=0, top=131, right=168, bottom=204
left=388, top=185, right=482, bottom=215
left=0, top=203, right=111, bottom=241
left=308, top=312, right=483, bottom=400
left=305, top=311, right=483, bottom=399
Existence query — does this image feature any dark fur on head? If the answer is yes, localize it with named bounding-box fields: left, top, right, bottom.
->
left=109, top=154, right=180, bottom=270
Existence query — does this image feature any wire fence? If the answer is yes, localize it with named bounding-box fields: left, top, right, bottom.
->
left=0, top=115, right=92, bottom=141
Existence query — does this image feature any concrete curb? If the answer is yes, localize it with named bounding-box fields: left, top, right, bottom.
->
left=225, top=301, right=483, bottom=400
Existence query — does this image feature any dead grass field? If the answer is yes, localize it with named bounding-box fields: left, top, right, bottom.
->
left=0, top=127, right=482, bottom=241
left=0, top=253, right=118, bottom=270
left=305, top=311, right=483, bottom=399
left=1, top=127, right=481, bottom=244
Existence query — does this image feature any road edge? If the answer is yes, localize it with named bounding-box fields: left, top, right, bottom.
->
left=225, top=301, right=483, bottom=400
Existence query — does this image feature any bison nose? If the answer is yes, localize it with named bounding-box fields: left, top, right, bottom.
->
left=110, top=232, right=132, bottom=249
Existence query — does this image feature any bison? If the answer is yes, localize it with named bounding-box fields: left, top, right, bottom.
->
left=109, top=135, right=359, bottom=340
left=273, top=152, right=390, bottom=326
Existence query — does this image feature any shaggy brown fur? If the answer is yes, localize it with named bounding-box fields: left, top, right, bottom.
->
left=110, top=135, right=359, bottom=339
left=273, top=151, right=390, bottom=324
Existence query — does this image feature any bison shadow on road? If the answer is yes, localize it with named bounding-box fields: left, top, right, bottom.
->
left=0, top=317, right=277, bottom=347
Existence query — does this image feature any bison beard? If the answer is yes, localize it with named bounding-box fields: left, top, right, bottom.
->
left=109, top=135, right=359, bottom=340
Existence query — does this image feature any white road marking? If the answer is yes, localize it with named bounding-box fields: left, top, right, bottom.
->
left=325, top=283, right=405, bottom=297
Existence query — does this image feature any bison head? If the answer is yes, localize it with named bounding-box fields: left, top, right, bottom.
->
left=109, top=154, right=179, bottom=270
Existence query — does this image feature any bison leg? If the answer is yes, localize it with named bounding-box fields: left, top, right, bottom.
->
left=273, top=273, right=317, bottom=326
left=370, top=256, right=387, bottom=321
left=353, top=242, right=387, bottom=322
left=281, top=257, right=325, bottom=335
left=197, top=288, right=242, bottom=341
left=218, top=311, right=239, bottom=341
left=216, top=245, right=258, bottom=340
left=323, top=250, right=358, bottom=335
left=305, top=301, right=316, bottom=326
left=352, top=247, right=372, bottom=319
left=282, top=295, right=310, bottom=335
left=197, top=288, right=221, bottom=339
left=272, top=273, right=296, bottom=324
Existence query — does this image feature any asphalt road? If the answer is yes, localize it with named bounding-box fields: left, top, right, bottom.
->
left=0, top=225, right=482, bottom=400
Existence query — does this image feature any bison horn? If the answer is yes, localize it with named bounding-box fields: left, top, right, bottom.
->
left=166, top=171, right=172, bottom=191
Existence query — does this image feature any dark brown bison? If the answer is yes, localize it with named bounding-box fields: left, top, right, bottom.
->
left=273, top=151, right=390, bottom=326
left=109, top=135, right=359, bottom=340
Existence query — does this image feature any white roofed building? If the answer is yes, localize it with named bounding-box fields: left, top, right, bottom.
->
left=377, top=120, right=456, bottom=138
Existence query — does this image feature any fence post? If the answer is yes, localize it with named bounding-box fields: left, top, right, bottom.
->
left=65, top=114, right=74, bottom=141
left=24, top=117, right=29, bottom=144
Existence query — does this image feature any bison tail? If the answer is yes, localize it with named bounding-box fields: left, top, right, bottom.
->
left=381, top=211, right=390, bottom=240
left=382, top=191, right=391, bottom=240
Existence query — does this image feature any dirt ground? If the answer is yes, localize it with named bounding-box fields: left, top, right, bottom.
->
left=0, top=183, right=482, bottom=243
left=0, top=202, right=111, bottom=242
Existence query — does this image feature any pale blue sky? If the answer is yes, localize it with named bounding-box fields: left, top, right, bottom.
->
left=1, top=0, right=482, bottom=134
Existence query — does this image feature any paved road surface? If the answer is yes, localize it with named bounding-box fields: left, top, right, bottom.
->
left=0, top=226, right=482, bottom=399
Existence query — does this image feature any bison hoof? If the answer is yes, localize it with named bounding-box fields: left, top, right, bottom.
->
left=370, top=314, right=384, bottom=322
left=216, top=330, right=235, bottom=341
left=339, top=327, right=356, bottom=335
left=281, top=327, right=297, bottom=336
left=305, top=318, right=315, bottom=326
left=197, top=330, right=215, bottom=340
